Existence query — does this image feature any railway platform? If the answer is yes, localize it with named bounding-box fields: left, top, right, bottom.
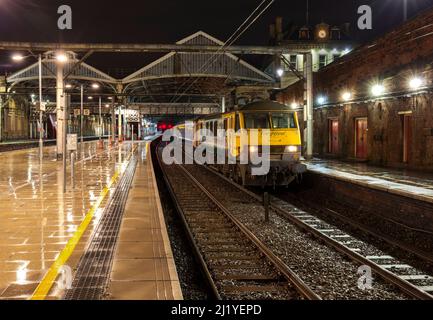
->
left=0, top=139, right=181, bottom=300
left=305, top=159, right=433, bottom=204
left=106, top=141, right=182, bottom=300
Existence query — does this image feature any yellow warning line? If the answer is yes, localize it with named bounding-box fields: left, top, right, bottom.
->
left=31, top=145, right=136, bottom=300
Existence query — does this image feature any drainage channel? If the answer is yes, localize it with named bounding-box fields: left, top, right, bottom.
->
left=64, top=155, right=138, bottom=300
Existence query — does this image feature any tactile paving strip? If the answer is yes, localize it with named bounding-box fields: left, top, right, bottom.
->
left=64, top=156, right=138, bottom=300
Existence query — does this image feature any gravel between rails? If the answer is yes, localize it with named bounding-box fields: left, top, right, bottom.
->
left=182, top=164, right=410, bottom=300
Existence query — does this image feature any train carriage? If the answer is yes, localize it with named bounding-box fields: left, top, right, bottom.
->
left=174, top=100, right=306, bottom=187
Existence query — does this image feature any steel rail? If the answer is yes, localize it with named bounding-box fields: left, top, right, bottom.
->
left=155, top=142, right=221, bottom=300
left=289, top=195, right=433, bottom=265
left=155, top=142, right=320, bottom=300
left=178, top=164, right=321, bottom=300
left=203, top=165, right=433, bottom=300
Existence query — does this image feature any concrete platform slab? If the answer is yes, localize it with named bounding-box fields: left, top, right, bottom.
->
left=107, top=142, right=182, bottom=300
left=306, top=159, right=433, bottom=204
left=0, top=141, right=134, bottom=299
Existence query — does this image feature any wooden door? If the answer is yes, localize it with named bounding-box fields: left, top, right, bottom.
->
left=403, top=114, right=412, bottom=163
left=329, top=119, right=339, bottom=154
left=355, top=118, right=368, bottom=159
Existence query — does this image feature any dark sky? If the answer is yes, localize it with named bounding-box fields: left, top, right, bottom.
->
left=1, top=0, right=433, bottom=74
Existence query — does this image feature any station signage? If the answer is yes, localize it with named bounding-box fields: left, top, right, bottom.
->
left=74, top=109, right=91, bottom=116
left=67, top=134, right=78, bottom=151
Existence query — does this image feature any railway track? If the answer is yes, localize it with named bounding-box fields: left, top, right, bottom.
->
left=201, top=165, right=433, bottom=300
left=156, top=145, right=320, bottom=300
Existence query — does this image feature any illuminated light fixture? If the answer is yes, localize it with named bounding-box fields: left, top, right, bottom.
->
left=65, top=84, right=72, bottom=89
left=276, top=68, right=284, bottom=77
left=318, top=29, right=327, bottom=39
left=290, top=102, right=298, bottom=109
left=92, top=83, right=100, bottom=89
left=342, top=91, right=352, bottom=101
left=12, top=54, right=24, bottom=61
left=249, top=146, right=258, bottom=154
left=88, top=96, right=93, bottom=100
left=55, top=52, right=68, bottom=63
left=108, top=97, right=113, bottom=100
left=371, top=84, right=385, bottom=97
left=317, top=96, right=326, bottom=105
left=286, top=145, right=298, bottom=153
left=409, top=77, right=423, bottom=90
left=105, top=104, right=110, bottom=108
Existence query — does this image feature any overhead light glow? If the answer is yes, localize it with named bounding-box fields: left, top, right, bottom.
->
left=342, top=91, right=352, bottom=101
left=371, top=84, right=385, bottom=97
left=56, top=53, right=68, bottom=63
left=105, top=104, right=110, bottom=108
left=409, top=77, right=423, bottom=90
left=290, top=102, right=298, bottom=109
left=12, top=54, right=24, bottom=62
left=317, top=96, right=326, bottom=105
left=92, top=83, right=100, bottom=89
left=65, top=84, right=72, bottom=89
left=88, top=96, right=93, bottom=100
left=276, top=68, right=284, bottom=77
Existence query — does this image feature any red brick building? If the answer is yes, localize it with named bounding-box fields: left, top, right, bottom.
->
left=275, top=8, right=433, bottom=171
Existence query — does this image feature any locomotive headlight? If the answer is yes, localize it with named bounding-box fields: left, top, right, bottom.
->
left=285, top=145, right=298, bottom=153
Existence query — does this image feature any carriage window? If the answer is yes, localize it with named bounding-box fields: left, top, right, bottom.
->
left=213, top=122, right=217, bottom=136
left=271, top=113, right=297, bottom=129
left=235, top=114, right=240, bottom=131
left=244, top=113, right=270, bottom=129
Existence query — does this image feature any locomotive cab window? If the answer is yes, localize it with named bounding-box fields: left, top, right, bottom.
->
left=244, top=113, right=270, bottom=129
left=271, top=113, right=297, bottom=129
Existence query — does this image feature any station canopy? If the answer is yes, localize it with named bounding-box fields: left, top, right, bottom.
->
left=6, top=31, right=276, bottom=114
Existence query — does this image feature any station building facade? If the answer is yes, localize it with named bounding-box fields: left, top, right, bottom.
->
left=268, top=17, right=355, bottom=87
left=274, top=8, right=433, bottom=171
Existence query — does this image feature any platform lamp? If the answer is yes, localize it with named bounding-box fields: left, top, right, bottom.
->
left=91, top=83, right=104, bottom=149
left=12, top=53, right=45, bottom=161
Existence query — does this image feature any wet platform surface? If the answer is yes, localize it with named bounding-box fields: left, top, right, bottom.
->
left=0, top=141, right=133, bottom=299
left=306, top=159, right=433, bottom=203
left=107, top=141, right=182, bottom=300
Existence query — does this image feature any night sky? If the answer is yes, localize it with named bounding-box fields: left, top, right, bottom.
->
left=1, top=0, right=433, bottom=74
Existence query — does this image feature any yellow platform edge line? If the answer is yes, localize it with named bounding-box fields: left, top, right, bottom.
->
left=31, top=145, right=136, bottom=300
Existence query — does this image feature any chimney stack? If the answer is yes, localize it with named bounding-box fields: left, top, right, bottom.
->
left=269, top=24, right=276, bottom=40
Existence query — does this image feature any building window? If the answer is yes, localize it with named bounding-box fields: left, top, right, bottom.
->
left=330, top=28, right=341, bottom=40
left=319, top=54, right=327, bottom=68
left=332, top=53, right=340, bottom=62
left=299, top=28, right=310, bottom=40
left=288, top=55, right=297, bottom=70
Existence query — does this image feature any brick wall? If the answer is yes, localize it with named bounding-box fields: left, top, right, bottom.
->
left=275, top=7, right=433, bottom=170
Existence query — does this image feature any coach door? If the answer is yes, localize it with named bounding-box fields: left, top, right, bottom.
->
left=328, top=119, right=339, bottom=154
left=355, top=118, right=368, bottom=160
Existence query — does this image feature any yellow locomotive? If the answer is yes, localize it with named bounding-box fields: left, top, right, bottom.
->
left=175, top=100, right=306, bottom=187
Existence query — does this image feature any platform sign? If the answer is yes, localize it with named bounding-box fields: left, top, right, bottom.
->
left=37, top=102, right=46, bottom=112
left=84, top=109, right=90, bottom=116
left=67, top=134, right=78, bottom=151
left=74, top=109, right=81, bottom=116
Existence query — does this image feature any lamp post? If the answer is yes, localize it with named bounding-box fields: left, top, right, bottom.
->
left=38, top=54, right=43, bottom=161
left=12, top=53, right=45, bottom=161
left=80, top=84, right=84, bottom=146
left=99, top=96, right=103, bottom=148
